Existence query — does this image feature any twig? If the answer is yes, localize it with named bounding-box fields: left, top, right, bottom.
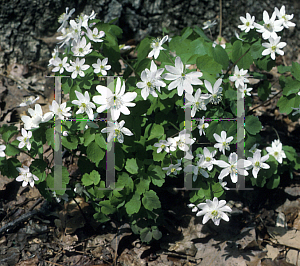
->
left=219, top=0, right=222, bottom=38
left=0, top=199, right=46, bottom=235
left=248, top=89, right=282, bottom=114
left=120, top=56, right=140, bottom=79
left=44, top=260, right=64, bottom=266
left=225, top=47, right=251, bottom=76
left=0, top=72, right=44, bottom=97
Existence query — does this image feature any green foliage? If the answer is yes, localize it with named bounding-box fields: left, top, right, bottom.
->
left=1, top=9, right=299, bottom=245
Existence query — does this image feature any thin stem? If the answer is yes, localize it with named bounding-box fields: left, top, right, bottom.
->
left=163, top=49, right=175, bottom=65
left=219, top=0, right=222, bottom=38
left=247, top=88, right=282, bottom=114
left=120, top=56, right=140, bottom=79
left=225, top=47, right=251, bottom=75
left=271, top=126, right=280, bottom=141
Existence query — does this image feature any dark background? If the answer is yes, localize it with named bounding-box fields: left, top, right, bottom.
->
left=0, top=0, right=299, bottom=68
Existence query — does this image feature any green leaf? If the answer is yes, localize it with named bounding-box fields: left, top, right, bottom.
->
left=232, top=41, right=252, bottom=70
left=62, top=135, right=78, bottom=150
left=258, top=80, right=272, bottom=101
left=282, top=77, right=300, bottom=96
left=93, top=212, right=110, bottom=223
left=148, top=165, right=165, bottom=187
left=140, top=227, right=152, bottom=243
left=266, top=174, right=280, bottom=189
left=83, top=128, right=95, bottom=147
left=95, top=134, right=107, bottom=149
left=151, top=227, right=162, bottom=240
left=46, top=127, right=55, bottom=149
left=125, top=158, right=139, bottom=174
left=4, top=143, right=20, bottom=156
left=277, top=94, right=300, bottom=115
left=137, top=38, right=151, bottom=62
left=125, top=193, right=141, bottom=215
left=196, top=55, right=222, bottom=75
left=292, top=62, right=300, bottom=81
left=135, top=176, right=151, bottom=195
left=30, top=159, right=47, bottom=183
left=245, top=116, right=262, bottom=135
left=250, top=39, right=264, bottom=59
left=99, top=200, right=116, bottom=215
left=86, top=141, right=105, bottom=164
left=82, top=170, right=100, bottom=186
left=142, top=190, right=161, bottom=211
left=212, top=45, right=229, bottom=69
left=254, top=56, right=276, bottom=71
left=1, top=125, right=18, bottom=143
left=148, top=124, right=164, bottom=141
left=117, top=172, right=134, bottom=192
left=277, top=65, right=292, bottom=74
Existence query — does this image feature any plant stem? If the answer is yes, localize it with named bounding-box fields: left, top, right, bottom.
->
left=163, top=50, right=175, bottom=65
left=219, top=0, right=222, bottom=38
left=225, top=47, right=251, bottom=76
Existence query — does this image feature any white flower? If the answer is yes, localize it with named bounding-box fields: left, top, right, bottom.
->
left=202, top=20, right=217, bottom=30
left=187, top=203, right=198, bottom=213
left=275, top=6, right=296, bottom=28
left=262, top=36, right=286, bottom=60
left=249, top=144, right=261, bottom=154
left=16, top=166, right=39, bottom=187
left=21, top=116, right=41, bottom=130
left=198, top=116, right=209, bottom=136
left=219, top=179, right=229, bottom=190
left=239, top=84, right=253, bottom=98
left=67, top=57, right=90, bottom=79
left=202, top=147, right=217, bottom=171
left=20, top=96, right=39, bottom=107
left=213, top=131, right=233, bottom=155
left=93, top=77, right=137, bottom=121
left=229, top=65, right=249, bottom=89
left=247, top=150, right=270, bottom=178
left=196, top=197, right=232, bottom=226
left=184, top=89, right=210, bottom=117
left=154, top=140, right=170, bottom=153
left=101, top=120, right=133, bottom=143
left=49, top=100, right=72, bottom=120
left=21, top=104, right=53, bottom=130
left=86, top=27, right=105, bottom=42
left=49, top=46, right=59, bottom=66
left=17, top=128, right=32, bottom=151
left=57, top=7, right=75, bottom=32
left=173, top=129, right=195, bottom=152
left=136, top=60, right=166, bottom=100
left=92, top=58, right=111, bottom=76
left=193, top=154, right=210, bottom=181
left=68, top=19, right=83, bottom=42
left=238, top=13, right=255, bottom=32
left=52, top=57, right=70, bottom=74
left=148, top=35, right=168, bottom=59
left=204, top=79, right=223, bottom=104
left=163, top=56, right=203, bottom=96
left=71, top=37, right=92, bottom=57
left=254, top=10, right=283, bottom=40
left=162, top=163, right=182, bottom=176
left=234, top=30, right=244, bottom=41
left=62, top=131, right=69, bottom=136
left=167, top=137, right=177, bottom=152
left=215, top=152, right=252, bottom=183
left=56, top=27, right=73, bottom=48
left=0, top=145, right=6, bottom=157
left=72, top=91, right=96, bottom=120
left=76, top=10, right=96, bottom=30
left=266, top=140, right=286, bottom=164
